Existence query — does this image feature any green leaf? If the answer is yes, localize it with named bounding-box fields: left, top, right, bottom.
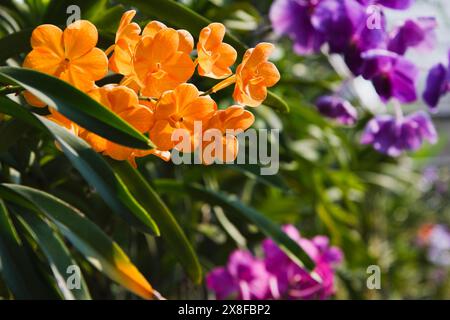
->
left=16, top=212, right=92, bottom=300
left=0, top=28, right=31, bottom=63
left=93, top=6, right=125, bottom=32
left=0, top=184, right=155, bottom=299
left=0, top=199, right=56, bottom=299
left=316, top=203, right=341, bottom=245
left=0, top=119, right=31, bottom=154
left=263, top=91, right=290, bottom=114
left=121, top=0, right=289, bottom=113
left=109, top=160, right=202, bottom=284
left=0, top=67, right=153, bottom=149
left=44, top=0, right=108, bottom=25
left=155, top=181, right=315, bottom=271
left=38, top=115, right=160, bottom=235
left=0, top=96, right=44, bottom=129
left=226, top=163, right=289, bottom=191
left=0, top=97, right=159, bottom=235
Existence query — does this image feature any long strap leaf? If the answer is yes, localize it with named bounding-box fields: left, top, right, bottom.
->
left=109, top=160, right=202, bottom=284
left=0, top=199, right=57, bottom=299
left=0, top=97, right=160, bottom=235
left=16, top=212, right=92, bottom=300
left=0, top=29, right=31, bottom=63
left=0, top=119, right=31, bottom=154
left=0, top=67, right=154, bottom=149
left=0, top=184, right=155, bottom=299
left=155, top=180, right=315, bottom=271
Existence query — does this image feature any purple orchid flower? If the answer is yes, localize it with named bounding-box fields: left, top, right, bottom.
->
left=270, top=0, right=325, bottom=55
left=315, top=95, right=358, bottom=125
left=343, top=7, right=388, bottom=75
left=360, top=111, right=437, bottom=156
left=356, top=0, right=414, bottom=9
left=206, top=250, right=271, bottom=300
left=427, top=225, right=450, bottom=267
left=418, top=224, right=450, bottom=267
left=311, top=0, right=366, bottom=54
left=262, top=225, right=343, bottom=300
left=388, top=17, right=437, bottom=55
left=423, top=51, right=450, bottom=111
left=361, top=49, right=418, bottom=103
left=206, top=225, right=343, bottom=300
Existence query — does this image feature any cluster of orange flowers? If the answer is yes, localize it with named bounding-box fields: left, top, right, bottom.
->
left=23, top=11, right=280, bottom=166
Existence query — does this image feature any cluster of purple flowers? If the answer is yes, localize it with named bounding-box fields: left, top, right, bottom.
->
left=206, top=225, right=343, bottom=300
left=360, top=111, right=437, bottom=156
left=421, top=166, right=449, bottom=194
left=418, top=224, right=450, bottom=267
left=316, top=95, right=358, bottom=125
left=270, top=0, right=439, bottom=156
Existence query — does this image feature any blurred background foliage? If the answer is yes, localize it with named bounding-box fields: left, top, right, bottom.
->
left=0, top=0, right=449, bottom=299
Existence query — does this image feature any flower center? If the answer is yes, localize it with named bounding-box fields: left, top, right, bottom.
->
left=151, top=62, right=167, bottom=79
left=168, top=114, right=184, bottom=127
left=55, top=58, right=70, bottom=76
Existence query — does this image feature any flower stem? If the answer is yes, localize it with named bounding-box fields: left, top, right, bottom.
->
left=104, top=44, right=115, bottom=56
left=201, top=74, right=236, bottom=96
left=0, top=85, right=23, bottom=95
left=393, top=100, right=404, bottom=120
left=139, top=95, right=157, bottom=103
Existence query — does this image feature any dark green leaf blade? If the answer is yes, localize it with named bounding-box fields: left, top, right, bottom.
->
left=0, top=67, right=153, bottom=149
left=0, top=97, right=159, bottom=235
left=37, top=115, right=160, bottom=235
left=0, top=184, right=155, bottom=299
left=16, top=212, right=92, bottom=300
left=0, top=119, right=31, bottom=154
left=226, top=163, right=290, bottom=191
left=190, top=185, right=315, bottom=270
left=264, top=91, right=290, bottom=114
left=0, top=29, right=31, bottom=63
left=0, top=96, right=44, bottom=129
left=155, top=181, right=315, bottom=271
left=109, top=160, right=202, bottom=284
left=0, top=199, right=57, bottom=299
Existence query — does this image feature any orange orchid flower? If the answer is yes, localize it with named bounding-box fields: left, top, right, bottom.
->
left=47, top=108, right=83, bottom=137
left=132, top=27, right=195, bottom=98
left=109, top=10, right=141, bottom=76
left=197, top=23, right=237, bottom=79
left=23, top=20, right=108, bottom=106
left=80, top=85, right=161, bottom=165
left=117, top=20, right=194, bottom=92
left=142, top=21, right=194, bottom=54
left=202, top=106, right=254, bottom=165
left=150, top=83, right=217, bottom=151
left=233, top=43, right=280, bottom=107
